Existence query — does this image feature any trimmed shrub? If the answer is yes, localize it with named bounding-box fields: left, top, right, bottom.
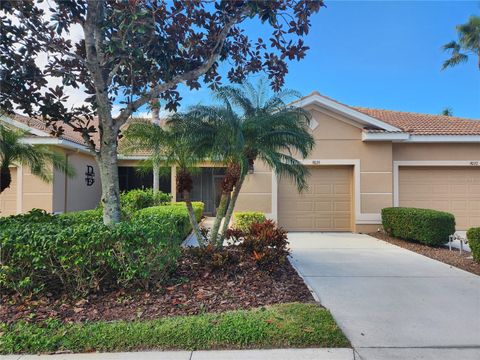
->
left=233, top=211, right=266, bottom=232
left=120, top=189, right=171, bottom=215
left=382, top=207, right=455, bottom=246
left=134, top=202, right=204, bottom=239
left=170, top=201, right=204, bottom=223
left=0, top=203, right=204, bottom=296
left=466, top=227, right=480, bottom=262
left=58, top=207, right=103, bottom=222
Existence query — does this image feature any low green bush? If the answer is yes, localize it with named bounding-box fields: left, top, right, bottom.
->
left=171, top=201, right=204, bottom=223
left=466, top=227, right=480, bottom=262
left=58, top=207, right=103, bottom=222
left=0, top=202, right=206, bottom=296
left=233, top=211, right=266, bottom=231
left=134, top=202, right=204, bottom=239
left=120, top=188, right=171, bottom=215
left=382, top=207, right=455, bottom=246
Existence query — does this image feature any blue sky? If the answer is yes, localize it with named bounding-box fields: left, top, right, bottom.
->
left=175, top=1, right=480, bottom=119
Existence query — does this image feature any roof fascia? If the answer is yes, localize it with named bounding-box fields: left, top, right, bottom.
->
left=294, top=94, right=402, bottom=132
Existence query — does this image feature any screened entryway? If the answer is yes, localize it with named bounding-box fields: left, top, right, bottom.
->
left=177, top=167, right=225, bottom=215
left=118, top=166, right=172, bottom=193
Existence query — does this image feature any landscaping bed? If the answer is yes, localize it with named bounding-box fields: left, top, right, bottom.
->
left=370, top=232, right=480, bottom=276
left=0, top=247, right=313, bottom=325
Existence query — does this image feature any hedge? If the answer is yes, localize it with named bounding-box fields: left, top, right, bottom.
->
left=382, top=207, right=455, bottom=246
left=134, top=201, right=204, bottom=238
left=120, top=189, right=171, bottom=215
left=0, top=201, right=204, bottom=296
left=466, top=227, right=480, bottom=262
left=233, top=211, right=266, bottom=232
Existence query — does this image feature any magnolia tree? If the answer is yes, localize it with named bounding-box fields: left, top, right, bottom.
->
left=0, top=0, right=324, bottom=224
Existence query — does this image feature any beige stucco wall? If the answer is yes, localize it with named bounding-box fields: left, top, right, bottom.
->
left=393, top=143, right=480, bottom=161
left=236, top=160, right=273, bottom=214
left=21, top=164, right=54, bottom=213
left=53, top=151, right=101, bottom=213
left=0, top=167, right=18, bottom=216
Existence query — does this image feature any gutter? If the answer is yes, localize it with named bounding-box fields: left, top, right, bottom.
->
left=20, top=137, right=92, bottom=154
left=362, top=131, right=480, bottom=143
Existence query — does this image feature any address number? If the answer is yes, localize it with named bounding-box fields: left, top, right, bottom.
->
left=470, top=161, right=480, bottom=166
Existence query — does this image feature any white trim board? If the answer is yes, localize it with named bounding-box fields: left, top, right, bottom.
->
left=363, top=132, right=480, bottom=143
left=393, top=160, right=480, bottom=207
left=293, top=93, right=402, bottom=132
left=20, top=137, right=91, bottom=154
left=0, top=115, right=50, bottom=137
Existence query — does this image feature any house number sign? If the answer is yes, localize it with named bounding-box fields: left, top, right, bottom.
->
left=470, top=161, right=479, bottom=166
left=85, top=165, right=95, bottom=186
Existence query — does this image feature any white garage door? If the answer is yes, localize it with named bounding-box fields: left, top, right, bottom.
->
left=278, top=166, right=353, bottom=231
left=399, top=167, right=480, bottom=230
left=0, top=167, right=17, bottom=216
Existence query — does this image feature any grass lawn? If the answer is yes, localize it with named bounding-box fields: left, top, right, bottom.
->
left=0, top=302, right=349, bottom=354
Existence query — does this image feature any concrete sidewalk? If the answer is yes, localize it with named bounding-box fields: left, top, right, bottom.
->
left=1, top=348, right=355, bottom=360
left=288, top=232, right=480, bottom=360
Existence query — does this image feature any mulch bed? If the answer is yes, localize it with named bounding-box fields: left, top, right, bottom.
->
left=369, top=232, right=480, bottom=276
left=0, top=248, right=313, bottom=325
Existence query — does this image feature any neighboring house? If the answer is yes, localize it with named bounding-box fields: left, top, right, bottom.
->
left=1, top=91, right=479, bottom=231
left=0, top=114, right=102, bottom=216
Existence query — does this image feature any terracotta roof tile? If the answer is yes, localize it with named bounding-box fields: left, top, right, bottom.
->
left=12, top=113, right=99, bottom=146
left=352, top=107, right=480, bottom=135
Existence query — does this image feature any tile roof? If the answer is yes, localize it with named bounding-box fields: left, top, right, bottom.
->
left=7, top=114, right=159, bottom=156
left=11, top=113, right=99, bottom=146
left=293, top=91, right=480, bottom=136
left=353, top=107, right=480, bottom=136
left=5, top=95, right=480, bottom=149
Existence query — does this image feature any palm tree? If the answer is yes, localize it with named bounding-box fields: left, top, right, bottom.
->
left=0, top=124, right=74, bottom=194
left=441, top=107, right=453, bottom=116
left=124, top=114, right=216, bottom=244
left=190, top=80, right=315, bottom=245
left=121, top=117, right=168, bottom=189
left=442, top=15, right=480, bottom=70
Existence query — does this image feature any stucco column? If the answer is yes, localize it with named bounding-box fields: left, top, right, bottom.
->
left=171, top=165, right=177, bottom=202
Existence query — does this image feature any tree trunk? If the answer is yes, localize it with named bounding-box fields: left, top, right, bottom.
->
left=220, top=175, right=246, bottom=239
left=210, top=191, right=230, bottom=246
left=151, top=98, right=160, bottom=193
left=98, top=130, right=122, bottom=225
left=183, top=189, right=204, bottom=246
left=152, top=163, right=160, bottom=193
left=0, top=165, right=11, bottom=194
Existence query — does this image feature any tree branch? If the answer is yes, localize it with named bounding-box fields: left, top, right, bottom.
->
left=113, top=9, right=248, bottom=128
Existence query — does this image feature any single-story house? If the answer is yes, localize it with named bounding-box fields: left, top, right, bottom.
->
left=1, top=91, right=479, bottom=231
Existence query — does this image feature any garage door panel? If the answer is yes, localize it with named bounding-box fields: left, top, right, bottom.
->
left=433, top=185, right=449, bottom=194
left=334, top=184, right=350, bottom=194
left=334, top=218, right=351, bottom=231
left=470, top=185, right=480, bottom=194
left=314, top=184, right=331, bottom=194
left=335, top=201, right=350, bottom=211
left=314, top=201, right=333, bottom=211
left=278, top=166, right=353, bottom=231
left=399, top=167, right=480, bottom=230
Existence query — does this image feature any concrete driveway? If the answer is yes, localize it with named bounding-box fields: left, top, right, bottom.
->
left=288, top=233, right=480, bottom=360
